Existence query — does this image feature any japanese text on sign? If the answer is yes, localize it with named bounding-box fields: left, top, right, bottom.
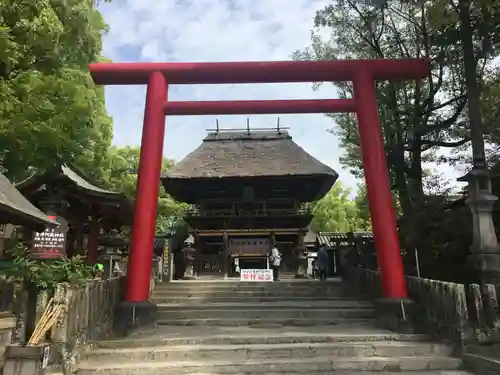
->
left=240, top=269, right=273, bottom=282
left=31, top=215, right=67, bottom=259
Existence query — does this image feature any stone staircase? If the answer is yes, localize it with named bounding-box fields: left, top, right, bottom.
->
left=0, top=311, right=14, bottom=369
left=77, top=279, right=473, bottom=374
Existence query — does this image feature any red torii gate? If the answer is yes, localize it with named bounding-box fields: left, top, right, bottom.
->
left=89, top=59, right=430, bottom=330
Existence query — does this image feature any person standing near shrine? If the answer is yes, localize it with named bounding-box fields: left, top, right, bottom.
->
left=317, top=245, right=329, bottom=280
left=270, top=244, right=281, bottom=281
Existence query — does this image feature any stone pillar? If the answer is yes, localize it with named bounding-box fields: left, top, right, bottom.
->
left=167, top=237, right=174, bottom=282
left=182, top=242, right=197, bottom=279
left=222, top=232, right=229, bottom=279
left=459, top=168, right=500, bottom=285
left=193, top=233, right=200, bottom=277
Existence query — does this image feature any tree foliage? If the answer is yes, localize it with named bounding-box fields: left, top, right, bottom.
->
left=97, top=146, right=188, bottom=233
left=0, top=0, right=112, bottom=182
left=295, top=0, right=500, bottom=280
left=0, top=243, right=94, bottom=288
left=293, top=0, right=470, bottom=205
left=308, top=182, right=370, bottom=232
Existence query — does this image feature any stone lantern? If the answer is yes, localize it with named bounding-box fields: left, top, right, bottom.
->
left=458, top=167, right=500, bottom=284
left=181, top=234, right=197, bottom=279
left=293, top=231, right=308, bottom=278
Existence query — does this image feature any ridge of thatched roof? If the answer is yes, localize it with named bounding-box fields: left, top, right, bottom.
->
left=0, top=173, right=58, bottom=227
left=163, top=130, right=338, bottom=179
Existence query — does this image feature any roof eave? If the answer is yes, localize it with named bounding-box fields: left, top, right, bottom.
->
left=311, top=173, right=339, bottom=201
left=0, top=203, right=59, bottom=229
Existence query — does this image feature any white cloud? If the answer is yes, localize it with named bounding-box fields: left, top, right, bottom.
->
left=99, top=0, right=464, bottom=194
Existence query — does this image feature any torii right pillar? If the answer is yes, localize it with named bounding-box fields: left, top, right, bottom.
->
left=354, top=70, right=415, bottom=333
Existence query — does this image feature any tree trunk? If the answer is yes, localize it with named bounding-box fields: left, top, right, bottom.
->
left=459, top=0, right=486, bottom=167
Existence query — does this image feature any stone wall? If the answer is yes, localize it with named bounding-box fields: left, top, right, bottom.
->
left=344, top=268, right=500, bottom=348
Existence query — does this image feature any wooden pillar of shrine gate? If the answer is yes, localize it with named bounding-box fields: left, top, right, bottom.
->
left=115, top=71, right=167, bottom=335
left=353, top=70, right=413, bottom=332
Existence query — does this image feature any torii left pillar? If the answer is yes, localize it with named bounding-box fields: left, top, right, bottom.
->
left=114, top=71, right=167, bottom=335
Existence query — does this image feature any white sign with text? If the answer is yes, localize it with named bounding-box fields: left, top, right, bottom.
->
left=240, top=269, right=273, bottom=282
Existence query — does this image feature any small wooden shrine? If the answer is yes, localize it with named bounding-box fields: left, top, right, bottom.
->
left=316, top=231, right=375, bottom=276
left=0, top=172, right=57, bottom=229
left=16, top=164, right=132, bottom=262
left=162, top=128, right=338, bottom=277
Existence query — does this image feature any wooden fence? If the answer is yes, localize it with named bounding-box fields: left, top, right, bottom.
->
left=11, top=277, right=125, bottom=374
left=196, top=254, right=223, bottom=275
left=345, top=268, right=500, bottom=348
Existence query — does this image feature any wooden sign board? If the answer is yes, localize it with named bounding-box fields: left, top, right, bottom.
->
left=31, top=215, right=68, bottom=259
left=229, top=238, right=270, bottom=256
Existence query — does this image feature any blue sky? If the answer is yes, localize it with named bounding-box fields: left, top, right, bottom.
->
left=98, top=0, right=463, bottom=193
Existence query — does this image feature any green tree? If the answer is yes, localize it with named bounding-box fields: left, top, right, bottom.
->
left=99, top=146, right=188, bottom=232
left=354, top=184, right=372, bottom=230
left=426, top=0, right=500, bottom=168
left=292, top=0, right=499, bottom=259
left=0, top=0, right=112, bottom=182
left=294, top=0, right=469, bottom=210
left=308, top=181, right=367, bottom=232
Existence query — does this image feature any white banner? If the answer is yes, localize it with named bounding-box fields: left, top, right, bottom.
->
left=240, top=269, right=273, bottom=282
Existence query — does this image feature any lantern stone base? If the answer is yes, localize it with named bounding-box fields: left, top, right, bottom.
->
left=114, top=301, right=157, bottom=337
left=468, top=253, right=500, bottom=285
left=375, top=298, right=416, bottom=334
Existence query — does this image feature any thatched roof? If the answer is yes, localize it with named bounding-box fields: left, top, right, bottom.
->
left=163, top=131, right=338, bottom=179
left=0, top=173, right=58, bottom=227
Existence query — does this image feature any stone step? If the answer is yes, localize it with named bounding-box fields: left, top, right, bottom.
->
left=154, top=301, right=374, bottom=310
left=157, top=317, right=377, bottom=326
left=157, top=307, right=375, bottom=320
left=155, top=283, right=344, bottom=289
left=97, top=325, right=433, bottom=348
left=97, top=334, right=434, bottom=348
left=151, top=295, right=356, bottom=304
left=82, top=372, right=472, bottom=375
left=77, top=355, right=465, bottom=375
left=158, top=280, right=342, bottom=287
left=154, top=282, right=345, bottom=293
left=153, top=290, right=346, bottom=298
left=82, top=341, right=455, bottom=362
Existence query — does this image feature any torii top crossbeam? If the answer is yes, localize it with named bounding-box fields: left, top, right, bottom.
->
left=89, top=59, right=430, bottom=85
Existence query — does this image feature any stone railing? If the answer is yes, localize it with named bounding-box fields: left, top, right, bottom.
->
left=11, top=277, right=125, bottom=374
left=466, top=283, right=500, bottom=344
left=347, top=268, right=500, bottom=346
left=344, top=268, right=473, bottom=347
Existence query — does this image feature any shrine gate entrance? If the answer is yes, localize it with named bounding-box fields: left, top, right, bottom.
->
left=89, top=58, right=430, bottom=311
